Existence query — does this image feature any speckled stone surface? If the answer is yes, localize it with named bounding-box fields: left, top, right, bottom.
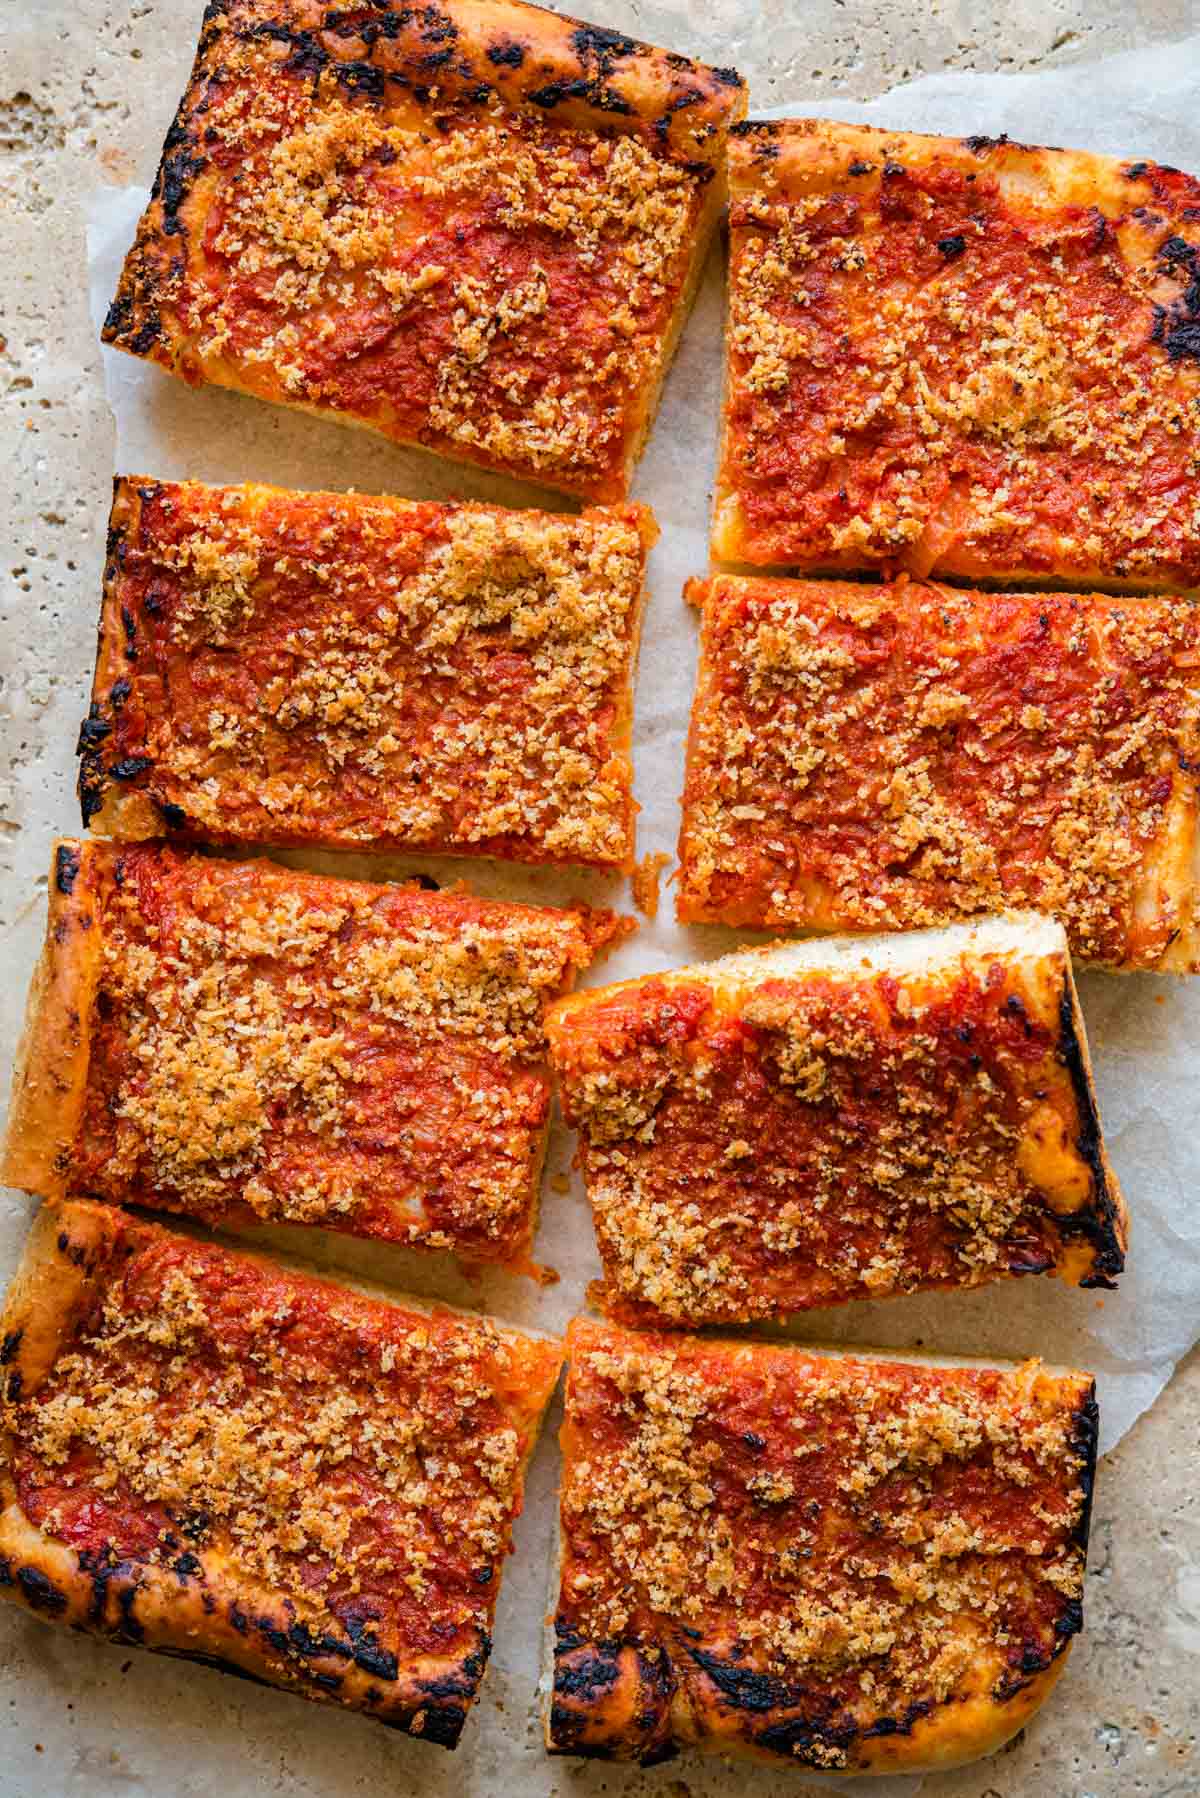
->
left=1, top=3, right=1199, bottom=1794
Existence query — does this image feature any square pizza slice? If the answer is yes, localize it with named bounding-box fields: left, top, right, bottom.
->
left=714, top=120, right=1200, bottom=586
left=101, top=0, right=746, bottom=503
left=3, top=840, right=627, bottom=1273
left=546, top=915, right=1126, bottom=1328
left=677, top=573, right=1200, bottom=971
left=547, top=1317, right=1097, bottom=1773
left=0, top=1199, right=561, bottom=1746
left=81, top=478, right=655, bottom=871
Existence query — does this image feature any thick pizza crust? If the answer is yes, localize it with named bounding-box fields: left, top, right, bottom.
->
left=545, top=1320, right=1097, bottom=1772
left=102, top=1, right=746, bottom=503
left=1, top=842, right=108, bottom=1198
left=81, top=478, right=655, bottom=868
left=677, top=574, right=1200, bottom=971
left=713, top=118, right=1200, bottom=586
left=547, top=914, right=1127, bottom=1319
left=0, top=1200, right=562, bottom=1745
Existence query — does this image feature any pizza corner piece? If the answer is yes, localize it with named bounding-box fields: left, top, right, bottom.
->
left=545, top=913, right=1126, bottom=1329
left=100, top=0, right=747, bottom=503
left=713, top=119, right=1200, bottom=587
left=80, top=476, right=655, bottom=872
left=0, top=1198, right=562, bottom=1745
left=546, top=1316, right=1097, bottom=1772
left=1, top=839, right=629, bottom=1273
left=678, top=572, right=1200, bottom=973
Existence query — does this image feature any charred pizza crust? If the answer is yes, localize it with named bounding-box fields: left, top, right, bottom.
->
left=0, top=1199, right=562, bottom=1745
left=102, top=0, right=746, bottom=502
left=546, top=914, right=1126, bottom=1327
left=714, top=119, right=1200, bottom=586
left=82, top=477, right=655, bottom=870
left=547, top=1317, right=1097, bottom=1772
left=677, top=573, right=1200, bottom=970
left=3, top=839, right=627, bottom=1271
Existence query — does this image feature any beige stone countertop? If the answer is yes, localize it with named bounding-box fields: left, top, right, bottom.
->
left=1, top=2, right=1199, bottom=1795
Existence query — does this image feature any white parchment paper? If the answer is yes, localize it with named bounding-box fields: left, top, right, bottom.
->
left=66, top=31, right=1200, bottom=1793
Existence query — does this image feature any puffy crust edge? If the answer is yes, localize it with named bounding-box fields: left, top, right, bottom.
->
left=1, top=841, right=111, bottom=1200
left=0, top=1199, right=564, bottom=1746
left=726, top=115, right=1200, bottom=218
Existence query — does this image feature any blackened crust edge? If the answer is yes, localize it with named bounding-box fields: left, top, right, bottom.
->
left=1056, top=978, right=1125, bottom=1287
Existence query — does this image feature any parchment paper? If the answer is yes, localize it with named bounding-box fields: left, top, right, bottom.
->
left=60, top=29, right=1200, bottom=1793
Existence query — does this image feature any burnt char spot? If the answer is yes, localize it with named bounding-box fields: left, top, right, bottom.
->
left=411, top=1701, right=467, bottom=1749
left=1068, top=1384, right=1100, bottom=1552
left=78, top=752, right=107, bottom=828
left=55, top=845, right=82, bottom=896
left=116, top=1583, right=145, bottom=1642
left=355, top=1641, right=399, bottom=1681
left=486, top=40, right=524, bottom=67
left=110, top=679, right=132, bottom=708
left=554, top=1644, right=623, bottom=1704
left=571, top=23, right=638, bottom=65
left=172, top=1552, right=202, bottom=1580
left=882, top=160, right=904, bottom=178
left=230, top=1604, right=249, bottom=1633
left=0, top=1329, right=21, bottom=1365
left=964, top=132, right=1010, bottom=153
left=1125, top=161, right=1150, bottom=179
left=937, top=233, right=967, bottom=259
left=742, top=1430, right=766, bottom=1451
left=1055, top=981, right=1124, bottom=1285
left=1150, top=233, right=1200, bottom=363
left=730, top=119, right=778, bottom=137
left=76, top=709, right=112, bottom=752
left=103, top=292, right=133, bottom=342
left=848, top=159, right=874, bottom=176
left=336, top=61, right=386, bottom=97
left=712, top=66, right=743, bottom=89
left=287, top=1619, right=353, bottom=1662
left=154, top=798, right=189, bottom=831
left=111, top=757, right=154, bottom=782
left=6, top=1370, right=23, bottom=1404
left=525, top=78, right=633, bottom=117
left=1054, top=1597, right=1085, bottom=1642
left=0, top=1556, right=11, bottom=1587
left=754, top=1713, right=860, bottom=1763
left=128, top=313, right=163, bottom=355
left=17, top=1566, right=68, bottom=1615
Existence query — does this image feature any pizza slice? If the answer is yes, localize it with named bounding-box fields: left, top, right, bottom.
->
left=81, top=477, right=655, bottom=871
left=102, top=0, right=746, bottom=503
left=3, top=840, right=627, bottom=1272
left=547, top=1317, right=1097, bottom=1772
left=0, top=1199, right=561, bottom=1745
left=714, top=119, right=1200, bottom=586
left=545, top=914, right=1125, bottom=1327
left=677, top=573, right=1200, bottom=971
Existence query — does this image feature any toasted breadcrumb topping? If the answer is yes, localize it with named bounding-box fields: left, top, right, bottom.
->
left=8, top=1217, right=560, bottom=1682
left=95, top=481, right=652, bottom=868
left=70, top=845, right=620, bottom=1263
left=678, top=575, right=1200, bottom=968
left=720, top=129, right=1200, bottom=583
left=549, top=942, right=1108, bottom=1326
left=103, top=2, right=743, bottom=498
left=556, top=1319, right=1090, bottom=1768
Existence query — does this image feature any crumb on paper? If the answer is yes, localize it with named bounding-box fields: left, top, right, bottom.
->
left=549, top=1173, right=571, bottom=1195
left=631, top=851, right=671, bottom=918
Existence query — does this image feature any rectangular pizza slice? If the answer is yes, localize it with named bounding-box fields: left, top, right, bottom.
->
left=3, top=840, right=626, bottom=1273
left=101, top=0, right=746, bottom=503
left=0, top=1199, right=562, bottom=1745
left=714, top=119, right=1200, bottom=586
left=547, top=1316, right=1097, bottom=1773
left=545, top=915, right=1126, bottom=1328
left=81, top=477, right=654, bottom=870
left=677, top=573, right=1200, bottom=971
